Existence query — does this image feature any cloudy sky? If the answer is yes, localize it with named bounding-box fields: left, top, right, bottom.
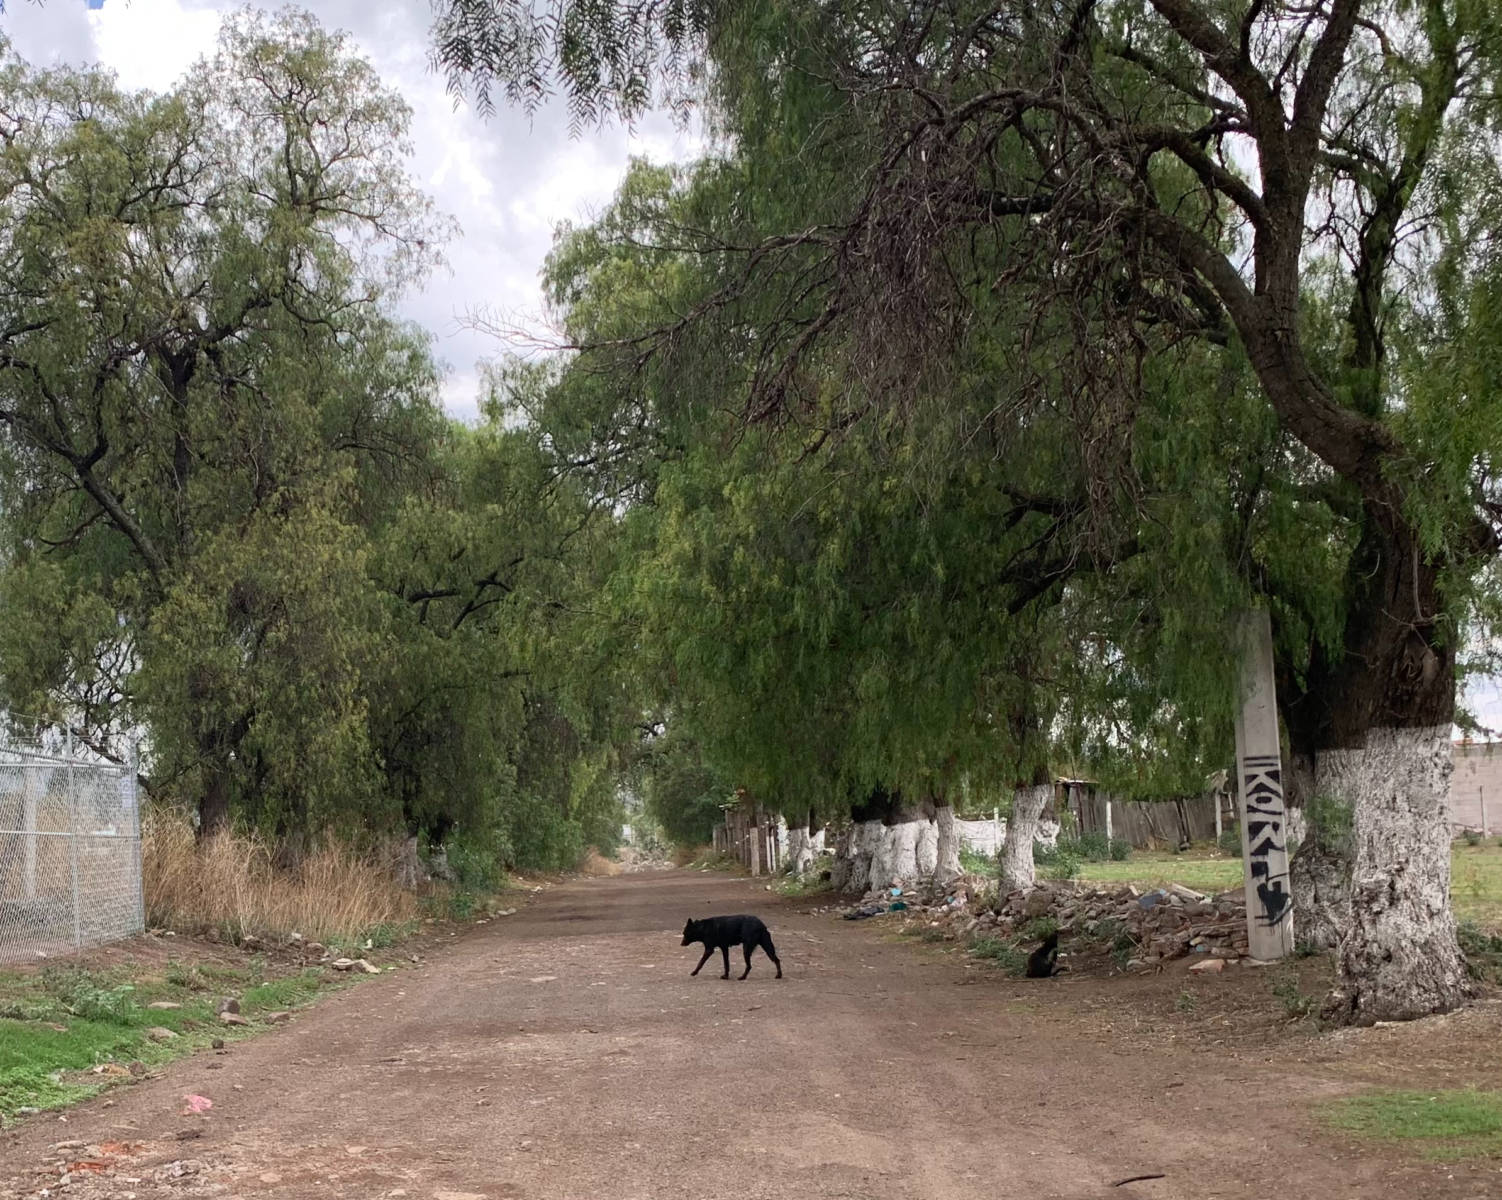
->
left=0, top=0, right=701, bottom=423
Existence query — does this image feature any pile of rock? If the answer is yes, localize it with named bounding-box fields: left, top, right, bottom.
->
left=838, top=876, right=1253, bottom=967
left=992, top=879, right=1252, bottom=965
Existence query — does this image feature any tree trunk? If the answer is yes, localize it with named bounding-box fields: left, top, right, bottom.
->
left=1276, top=511, right=1473, bottom=1022
left=1286, top=753, right=1350, bottom=952
left=198, top=761, right=231, bottom=839
left=914, top=817, right=938, bottom=878
left=933, top=804, right=961, bottom=882
left=1322, top=725, right=1472, bottom=1023
left=870, top=818, right=922, bottom=892
left=833, top=819, right=885, bottom=894
left=1001, top=784, right=1050, bottom=893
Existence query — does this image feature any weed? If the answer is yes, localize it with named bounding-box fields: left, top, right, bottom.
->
left=1019, top=916, right=1058, bottom=941
left=1175, top=990, right=1198, bottom=1013
left=1465, top=830, right=1483, bottom=848
left=968, top=936, right=1028, bottom=974
left=1272, top=973, right=1315, bottom=1020
left=164, top=960, right=207, bottom=991
left=1457, top=919, right=1502, bottom=984
left=959, top=847, right=997, bottom=876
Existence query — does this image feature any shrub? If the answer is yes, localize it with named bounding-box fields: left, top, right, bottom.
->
left=1043, top=849, right=1081, bottom=880
left=1218, top=826, right=1242, bottom=856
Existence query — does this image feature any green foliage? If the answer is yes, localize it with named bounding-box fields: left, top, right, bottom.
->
left=0, top=17, right=644, bottom=877
left=959, top=846, right=997, bottom=877
left=1019, top=916, right=1058, bottom=941
left=1066, top=832, right=1131, bottom=863
left=1457, top=919, right=1502, bottom=985
left=1218, top=826, right=1243, bottom=857
left=1271, top=973, right=1316, bottom=1021
left=636, top=726, right=732, bottom=847
left=967, top=936, right=1028, bottom=974
left=1042, top=851, right=1082, bottom=882
left=443, top=837, right=504, bottom=894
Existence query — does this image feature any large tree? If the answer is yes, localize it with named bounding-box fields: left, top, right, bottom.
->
left=0, top=12, right=638, bottom=869
left=433, top=0, right=1502, bottom=1021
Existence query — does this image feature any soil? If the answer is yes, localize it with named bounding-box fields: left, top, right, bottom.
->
left=4, top=870, right=1501, bottom=1199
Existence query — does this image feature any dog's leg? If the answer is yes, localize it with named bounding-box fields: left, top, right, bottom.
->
left=760, top=932, right=782, bottom=979
left=720, top=945, right=731, bottom=979
left=691, top=947, right=714, bottom=976
left=739, top=944, right=754, bottom=980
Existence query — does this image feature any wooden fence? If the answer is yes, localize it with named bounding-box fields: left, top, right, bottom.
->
left=711, top=803, right=782, bottom=875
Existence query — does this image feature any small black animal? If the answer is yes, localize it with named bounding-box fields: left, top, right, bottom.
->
left=681, top=914, right=782, bottom=980
left=1025, top=930, right=1060, bottom=978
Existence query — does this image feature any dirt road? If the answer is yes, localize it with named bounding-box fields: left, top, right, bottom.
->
left=2, top=871, right=1496, bottom=1199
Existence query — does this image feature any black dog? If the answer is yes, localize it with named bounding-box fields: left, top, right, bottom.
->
left=681, top=914, right=782, bottom=980
left=1025, top=930, right=1060, bottom=978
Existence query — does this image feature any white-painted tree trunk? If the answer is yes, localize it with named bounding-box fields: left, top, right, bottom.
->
left=1323, top=725, right=1472, bottom=1023
left=933, top=805, right=961, bottom=882
left=869, top=820, right=922, bottom=892
left=915, top=818, right=938, bottom=878
left=785, top=826, right=815, bottom=876
left=1287, top=754, right=1347, bottom=951
left=1001, top=785, right=1050, bottom=893
left=831, top=819, right=886, bottom=894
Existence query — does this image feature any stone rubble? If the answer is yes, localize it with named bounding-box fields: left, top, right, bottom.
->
left=824, top=875, right=1253, bottom=967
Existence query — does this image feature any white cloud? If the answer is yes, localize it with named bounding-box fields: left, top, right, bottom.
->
left=1, top=0, right=703, bottom=425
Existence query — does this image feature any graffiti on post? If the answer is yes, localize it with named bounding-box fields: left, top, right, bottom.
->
left=1240, top=753, right=1292, bottom=928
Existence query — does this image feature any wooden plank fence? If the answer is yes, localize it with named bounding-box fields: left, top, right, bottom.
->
left=711, top=803, right=781, bottom=875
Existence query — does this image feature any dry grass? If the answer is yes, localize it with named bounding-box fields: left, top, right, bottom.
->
left=577, top=848, right=621, bottom=877
left=143, top=810, right=416, bottom=945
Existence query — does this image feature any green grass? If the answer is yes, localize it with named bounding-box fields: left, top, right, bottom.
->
left=1075, top=853, right=1244, bottom=893
left=1451, top=844, right=1502, bottom=928
left=966, top=935, right=1028, bottom=974
left=0, top=958, right=345, bottom=1122
left=774, top=874, right=835, bottom=899
left=1320, top=1089, right=1502, bottom=1160
left=1074, top=843, right=1502, bottom=928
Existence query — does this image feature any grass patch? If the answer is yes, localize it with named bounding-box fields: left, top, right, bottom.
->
left=967, top=935, right=1028, bottom=974
left=1320, top=1089, right=1502, bottom=1160
left=1451, top=843, right=1502, bottom=929
left=0, top=955, right=349, bottom=1122
left=959, top=847, right=997, bottom=876
left=1076, top=842, right=1502, bottom=930
left=1457, top=919, right=1502, bottom=984
left=774, top=874, right=835, bottom=899
left=1075, top=854, right=1243, bottom=893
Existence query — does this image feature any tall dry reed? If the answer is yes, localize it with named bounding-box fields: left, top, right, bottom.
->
left=143, top=809, right=417, bottom=945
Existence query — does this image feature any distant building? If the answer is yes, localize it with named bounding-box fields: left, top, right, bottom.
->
left=1451, top=740, right=1500, bottom=835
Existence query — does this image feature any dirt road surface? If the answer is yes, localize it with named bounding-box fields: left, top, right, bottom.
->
left=3, top=871, right=1498, bottom=1199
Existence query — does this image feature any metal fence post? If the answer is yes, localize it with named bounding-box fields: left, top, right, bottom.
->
left=67, top=727, right=82, bottom=950
left=130, top=740, right=144, bottom=933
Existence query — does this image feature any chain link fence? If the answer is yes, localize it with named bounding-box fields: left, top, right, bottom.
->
left=0, top=721, right=143, bottom=963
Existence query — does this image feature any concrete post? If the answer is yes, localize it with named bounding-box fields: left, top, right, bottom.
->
left=1233, top=609, right=1294, bottom=960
